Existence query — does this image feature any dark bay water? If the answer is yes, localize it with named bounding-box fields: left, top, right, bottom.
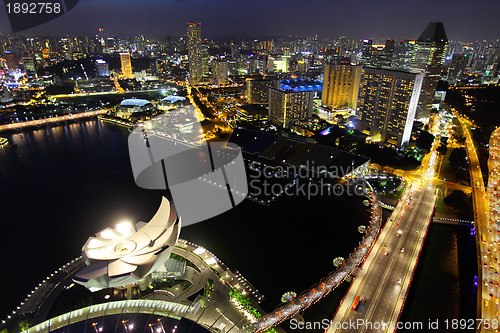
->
left=0, top=119, right=368, bottom=326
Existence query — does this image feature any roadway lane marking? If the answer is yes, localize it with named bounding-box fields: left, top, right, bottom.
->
left=331, top=186, right=414, bottom=331
left=359, top=187, right=429, bottom=332
left=385, top=187, right=437, bottom=332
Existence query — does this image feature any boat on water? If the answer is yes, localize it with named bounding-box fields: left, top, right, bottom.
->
left=9, top=143, right=17, bottom=148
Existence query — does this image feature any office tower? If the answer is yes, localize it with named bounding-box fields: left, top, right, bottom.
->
left=246, top=78, right=273, bottom=104
left=269, top=56, right=290, bottom=73
left=484, top=55, right=500, bottom=84
left=257, top=55, right=268, bottom=74
left=97, top=27, right=105, bottom=47
left=361, top=39, right=373, bottom=64
left=230, top=44, right=240, bottom=59
left=357, top=68, right=423, bottom=148
left=95, top=59, right=110, bottom=77
left=187, top=21, right=203, bottom=84
left=120, top=52, right=133, bottom=77
left=215, top=61, right=228, bottom=87
left=150, top=58, right=160, bottom=75
left=365, top=44, right=385, bottom=68
left=338, top=37, right=359, bottom=57
left=22, top=54, right=37, bottom=79
left=227, top=60, right=238, bottom=75
left=322, top=59, right=362, bottom=110
left=446, top=54, right=468, bottom=85
left=269, top=87, right=314, bottom=127
left=412, top=22, right=448, bottom=120
left=4, top=51, right=18, bottom=71
left=201, top=43, right=210, bottom=81
left=381, top=39, right=395, bottom=68
left=392, top=40, right=416, bottom=71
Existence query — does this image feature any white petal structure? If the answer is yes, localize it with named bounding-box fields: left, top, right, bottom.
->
left=73, top=197, right=180, bottom=291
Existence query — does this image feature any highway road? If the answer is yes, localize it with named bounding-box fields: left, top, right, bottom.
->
left=329, top=179, right=437, bottom=332
left=454, top=111, right=498, bottom=332
left=328, top=114, right=448, bottom=333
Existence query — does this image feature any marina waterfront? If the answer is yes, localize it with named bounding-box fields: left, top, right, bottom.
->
left=0, top=119, right=473, bottom=332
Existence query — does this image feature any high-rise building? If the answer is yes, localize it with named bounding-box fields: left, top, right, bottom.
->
left=321, top=59, right=362, bottom=110
left=4, top=51, right=18, bottom=71
left=120, top=52, right=133, bottom=77
left=412, top=22, right=448, bottom=120
left=446, top=53, right=468, bottom=85
left=356, top=67, right=423, bottom=148
left=187, top=21, right=203, bottom=84
left=201, top=43, right=210, bottom=81
left=246, top=78, right=273, bottom=104
left=257, top=55, right=268, bottom=74
left=391, top=40, right=416, bottom=71
left=361, top=39, right=373, bottom=64
left=269, top=87, right=314, bottom=127
left=95, top=59, right=110, bottom=77
left=215, top=61, right=228, bottom=87
left=22, top=54, right=37, bottom=79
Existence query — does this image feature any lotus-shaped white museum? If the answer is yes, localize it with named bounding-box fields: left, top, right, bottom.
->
left=73, top=197, right=180, bottom=291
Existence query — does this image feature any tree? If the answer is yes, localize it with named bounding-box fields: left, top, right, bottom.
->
left=443, top=190, right=469, bottom=209
left=436, top=145, right=448, bottom=155
left=443, top=190, right=473, bottom=220
left=416, top=131, right=435, bottom=152
left=448, top=147, right=467, bottom=169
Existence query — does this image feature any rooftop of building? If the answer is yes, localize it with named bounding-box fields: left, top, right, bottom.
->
left=417, top=22, right=448, bottom=43
left=120, top=98, right=152, bottom=107
left=279, top=78, right=323, bottom=92
left=363, top=66, right=422, bottom=78
left=161, top=95, right=186, bottom=103
left=236, top=104, right=268, bottom=114
left=229, top=128, right=369, bottom=176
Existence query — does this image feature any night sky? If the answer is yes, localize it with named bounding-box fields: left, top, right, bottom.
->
left=0, top=0, right=499, bottom=41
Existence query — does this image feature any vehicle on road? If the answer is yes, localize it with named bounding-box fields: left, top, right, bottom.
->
left=397, top=278, right=402, bottom=284
left=351, top=296, right=361, bottom=311
left=401, top=247, right=405, bottom=252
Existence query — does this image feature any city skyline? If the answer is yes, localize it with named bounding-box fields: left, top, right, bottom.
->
left=2, top=0, right=500, bottom=330
left=0, top=0, right=499, bottom=41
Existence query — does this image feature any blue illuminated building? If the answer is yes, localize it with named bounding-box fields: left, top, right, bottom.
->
left=279, top=78, right=323, bottom=93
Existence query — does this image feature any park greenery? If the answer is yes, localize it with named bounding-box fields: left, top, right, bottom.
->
left=171, top=252, right=202, bottom=273
left=443, top=190, right=474, bottom=220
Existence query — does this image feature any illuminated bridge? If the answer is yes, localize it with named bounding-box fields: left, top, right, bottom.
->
left=249, top=192, right=382, bottom=332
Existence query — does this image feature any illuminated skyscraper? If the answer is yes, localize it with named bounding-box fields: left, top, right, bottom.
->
left=215, top=61, right=228, bottom=87
left=22, top=53, right=37, bottom=79
left=246, top=78, right=273, bottom=104
left=322, top=59, right=362, bottom=110
left=187, top=21, right=203, bottom=84
left=357, top=68, right=423, bottom=148
left=391, top=40, right=416, bottom=71
left=446, top=53, right=468, bottom=85
left=361, top=39, right=373, bottom=64
left=4, top=51, right=18, bottom=71
left=269, top=87, right=313, bottom=127
left=120, top=52, right=133, bottom=77
left=95, top=59, right=110, bottom=77
left=412, top=22, right=448, bottom=120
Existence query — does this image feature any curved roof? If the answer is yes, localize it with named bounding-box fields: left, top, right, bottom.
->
left=120, top=99, right=152, bottom=107
left=161, top=95, right=186, bottom=103
left=75, top=197, right=179, bottom=291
